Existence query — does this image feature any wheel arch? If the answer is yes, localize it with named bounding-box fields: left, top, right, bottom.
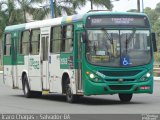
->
left=61, top=72, right=70, bottom=94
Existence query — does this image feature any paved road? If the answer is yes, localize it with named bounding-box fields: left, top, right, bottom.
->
left=0, top=74, right=160, bottom=114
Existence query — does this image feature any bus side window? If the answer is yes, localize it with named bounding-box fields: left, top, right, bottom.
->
left=20, top=31, right=30, bottom=55
left=61, top=25, right=74, bottom=53
left=30, top=29, right=40, bottom=55
left=4, top=33, right=12, bottom=56
left=50, top=26, right=62, bottom=53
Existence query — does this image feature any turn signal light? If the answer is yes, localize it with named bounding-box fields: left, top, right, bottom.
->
left=86, top=71, right=90, bottom=75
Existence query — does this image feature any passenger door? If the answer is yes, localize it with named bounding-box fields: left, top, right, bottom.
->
left=41, top=34, right=49, bottom=90
left=76, top=31, right=83, bottom=92
left=12, top=32, right=18, bottom=88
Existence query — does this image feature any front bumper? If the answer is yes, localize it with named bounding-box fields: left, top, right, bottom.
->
left=83, top=77, right=153, bottom=96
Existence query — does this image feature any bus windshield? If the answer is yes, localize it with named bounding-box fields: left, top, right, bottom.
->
left=86, top=30, right=151, bottom=67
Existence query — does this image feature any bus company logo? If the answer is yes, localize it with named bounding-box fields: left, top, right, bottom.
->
left=118, top=78, right=124, bottom=83
left=96, top=71, right=105, bottom=78
left=29, top=58, right=40, bottom=69
left=142, top=114, right=159, bottom=120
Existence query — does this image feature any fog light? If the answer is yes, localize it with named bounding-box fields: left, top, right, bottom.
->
left=95, top=78, right=99, bottom=82
left=146, top=73, right=151, bottom=78
left=90, top=74, right=95, bottom=79
left=141, top=77, right=147, bottom=81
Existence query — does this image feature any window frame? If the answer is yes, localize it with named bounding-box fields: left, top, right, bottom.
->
left=4, top=33, right=12, bottom=56
left=61, top=24, right=74, bottom=53
left=19, top=30, right=30, bottom=55
left=50, top=25, right=62, bottom=54
left=30, top=29, right=40, bottom=55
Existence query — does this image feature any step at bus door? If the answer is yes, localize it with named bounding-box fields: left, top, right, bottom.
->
left=12, top=32, right=18, bottom=88
left=76, top=31, right=83, bottom=92
left=41, top=35, right=49, bottom=90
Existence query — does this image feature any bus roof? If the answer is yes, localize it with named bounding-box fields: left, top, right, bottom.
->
left=5, top=11, right=148, bottom=32
left=82, top=11, right=148, bottom=19
left=5, top=17, right=62, bottom=32
left=5, top=24, right=26, bottom=32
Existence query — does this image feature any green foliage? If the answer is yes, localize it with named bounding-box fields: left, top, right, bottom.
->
left=127, top=9, right=138, bottom=12
left=143, top=3, right=160, bottom=63
left=0, top=0, right=24, bottom=37
left=144, top=7, right=159, bottom=31
left=52, top=0, right=112, bottom=17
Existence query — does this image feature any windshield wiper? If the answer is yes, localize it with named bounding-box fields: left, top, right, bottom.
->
left=125, top=30, right=136, bottom=54
left=103, top=31, right=115, bottom=57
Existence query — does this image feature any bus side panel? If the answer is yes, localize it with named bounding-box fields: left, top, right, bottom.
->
left=28, top=55, right=42, bottom=91
left=49, top=54, right=77, bottom=94
left=17, top=56, right=29, bottom=89
left=3, top=32, right=13, bottom=88
left=49, top=54, right=62, bottom=93
left=3, top=65, right=13, bottom=87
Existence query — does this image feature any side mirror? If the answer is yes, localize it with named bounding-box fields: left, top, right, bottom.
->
left=82, top=32, right=86, bottom=43
left=152, top=33, right=157, bottom=52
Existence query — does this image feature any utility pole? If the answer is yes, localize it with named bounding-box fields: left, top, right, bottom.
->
left=91, top=0, right=93, bottom=10
left=137, top=0, right=140, bottom=12
left=50, top=0, right=54, bottom=18
left=142, top=0, right=144, bottom=12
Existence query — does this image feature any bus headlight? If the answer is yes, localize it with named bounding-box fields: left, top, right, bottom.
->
left=146, top=73, right=151, bottom=78
left=90, top=74, right=95, bottom=79
left=140, top=72, right=152, bottom=82
left=86, top=71, right=103, bottom=83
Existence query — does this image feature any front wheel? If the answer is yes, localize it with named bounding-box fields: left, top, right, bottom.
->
left=66, top=84, right=79, bottom=103
left=118, top=93, right=133, bottom=102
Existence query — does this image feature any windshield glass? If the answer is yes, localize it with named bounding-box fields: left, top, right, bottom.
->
left=86, top=30, right=151, bottom=67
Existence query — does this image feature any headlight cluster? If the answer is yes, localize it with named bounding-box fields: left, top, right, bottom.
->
left=140, top=71, right=152, bottom=82
left=86, top=71, right=103, bottom=82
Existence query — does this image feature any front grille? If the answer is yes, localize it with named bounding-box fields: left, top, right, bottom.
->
left=106, top=79, right=135, bottom=82
left=99, top=70, right=141, bottom=77
left=109, top=85, right=132, bottom=90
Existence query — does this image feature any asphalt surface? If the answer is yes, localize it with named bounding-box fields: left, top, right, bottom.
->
left=0, top=74, right=160, bottom=114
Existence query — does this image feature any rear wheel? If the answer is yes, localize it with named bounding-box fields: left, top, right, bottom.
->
left=118, top=93, right=133, bottom=102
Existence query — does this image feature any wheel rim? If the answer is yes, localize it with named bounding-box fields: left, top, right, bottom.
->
left=24, top=82, right=28, bottom=95
left=66, top=86, right=72, bottom=100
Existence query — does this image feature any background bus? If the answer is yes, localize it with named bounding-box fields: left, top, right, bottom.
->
left=3, top=11, right=157, bottom=103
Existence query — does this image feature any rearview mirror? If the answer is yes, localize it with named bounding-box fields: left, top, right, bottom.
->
left=82, top=31, right=86, bottom=43
left=152, top=33, right=157, bottom=52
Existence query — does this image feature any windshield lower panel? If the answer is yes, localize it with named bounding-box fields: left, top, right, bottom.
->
left=86, top=30, right=151, bottom=67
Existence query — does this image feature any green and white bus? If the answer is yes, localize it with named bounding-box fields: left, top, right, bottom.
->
left=3, top=11, right=157, bottom=103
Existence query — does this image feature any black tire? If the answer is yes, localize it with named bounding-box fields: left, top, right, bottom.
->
left=66, top=84, right=79, bottom=103
left=118, top=93, right=133, bottom=102
left=23, top=75, right=41, bottom=98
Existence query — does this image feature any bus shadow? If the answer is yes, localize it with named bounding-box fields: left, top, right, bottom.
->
left=13, top=94, right=145, bottom=105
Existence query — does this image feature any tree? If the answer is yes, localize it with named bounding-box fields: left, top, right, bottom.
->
left=0, top=0, right=23, bottom=37
left=155, top=2, right=160, bottom=14
left=47, top=0, right=113, bottom=17
left=144, top=7, right=159, bottom=31
left=16, top=0, right=44, bottom=22
left=89, top=0, right=113, bottom=10
left=127, top=9, right=138, bottom=12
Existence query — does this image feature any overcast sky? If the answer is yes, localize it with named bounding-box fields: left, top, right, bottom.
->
left=78, top=0, right=160, bottom=13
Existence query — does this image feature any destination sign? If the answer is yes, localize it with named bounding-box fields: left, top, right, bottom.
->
left=86, top=15, right=150, bottom=28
